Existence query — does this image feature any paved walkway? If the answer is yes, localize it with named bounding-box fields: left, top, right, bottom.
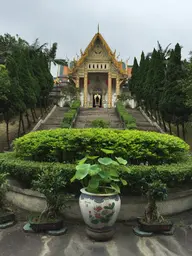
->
left=1, top=211, right=192, bottom=256
left=126, top=107, right=159, bottom=132
left=38, top=107, right=69, bottom=130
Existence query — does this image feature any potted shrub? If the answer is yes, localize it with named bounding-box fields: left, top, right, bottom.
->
left=27, top=169, right=69, bottom=233
left=71, top=149, right=129, bottom=241
left=135, top=180, right=173, bottom=235
left=0, top=173, right=15, bottom=228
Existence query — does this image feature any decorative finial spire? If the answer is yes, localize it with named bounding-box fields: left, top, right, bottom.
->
left=97, top=23, right=100, bottom=33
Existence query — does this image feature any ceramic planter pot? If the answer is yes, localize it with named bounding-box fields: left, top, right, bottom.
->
left=79, top=188, right=121, bottom=241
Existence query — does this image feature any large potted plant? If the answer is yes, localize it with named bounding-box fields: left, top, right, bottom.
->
left=24, top=169, right=69, bottom=234
left=71, top=149, right=129, bottom=241
left=134, top=180, right=173, bottom=236
left=0, top=173, right=15, bottom=229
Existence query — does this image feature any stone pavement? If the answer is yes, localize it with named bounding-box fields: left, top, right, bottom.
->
left=1, top=211, right=192, bottom=256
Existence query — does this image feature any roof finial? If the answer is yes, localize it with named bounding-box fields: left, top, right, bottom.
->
left=97, top=23, right=100, bottom=33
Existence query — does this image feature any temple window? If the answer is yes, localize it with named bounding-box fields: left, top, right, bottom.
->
left=105, top=64, right=107, bottom=69
left=101, top=64, right=103, bottom=69
left=89, top=64, right=91, bottom=68
left=93, top=64, right=95, bottom=68
left=97, top=64, right=99, bottom=68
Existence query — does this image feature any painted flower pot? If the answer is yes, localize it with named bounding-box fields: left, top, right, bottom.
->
left=79, top=188, right=121, bottom=241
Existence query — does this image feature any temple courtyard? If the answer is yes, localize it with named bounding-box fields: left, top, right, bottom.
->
left=1, top=210, right=192, bottom=256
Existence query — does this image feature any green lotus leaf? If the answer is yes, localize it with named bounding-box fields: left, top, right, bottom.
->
left=111, top=183, right=120, bottom=193
left=101, top=148, right=114, bottom=155
left=120, top=178, right=127, bottom=185
left=115, top=157, right=127, bottom=165
left=88, top=177, right=100, bottom=189
left=75, top=164, right=90, bottom=179
left=89, top=164, right=101, bottom=176
left=98, top=157, right=113, bottom=165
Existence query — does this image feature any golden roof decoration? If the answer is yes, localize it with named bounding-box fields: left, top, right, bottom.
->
left=71, top=32, right=126, bottom=75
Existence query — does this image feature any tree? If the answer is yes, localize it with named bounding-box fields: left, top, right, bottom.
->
left=159, top=43, right=190, bottom=138
left=0, top=65, right=12, bottom=148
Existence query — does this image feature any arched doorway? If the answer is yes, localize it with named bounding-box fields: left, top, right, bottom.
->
left=93, top=93, right=102, bottom=107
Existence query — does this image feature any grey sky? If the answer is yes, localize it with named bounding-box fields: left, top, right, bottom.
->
left=0, top=0, right=192, bottom=76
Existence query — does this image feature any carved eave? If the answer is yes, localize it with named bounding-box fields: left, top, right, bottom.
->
left=70, top=32, right=127, bottom=76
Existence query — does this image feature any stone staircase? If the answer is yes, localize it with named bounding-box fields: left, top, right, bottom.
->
left=38, top=107, right=69, bottom=130
left=126, top=107, right=159, bottom=132
left=74, top=108, right=123, bottom=129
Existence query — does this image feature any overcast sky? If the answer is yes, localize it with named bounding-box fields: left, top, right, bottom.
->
left=0, top=0, right=192, bottom=76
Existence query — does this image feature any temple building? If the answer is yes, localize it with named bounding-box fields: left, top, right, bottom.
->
left=57, top=30, right=132, bottom=108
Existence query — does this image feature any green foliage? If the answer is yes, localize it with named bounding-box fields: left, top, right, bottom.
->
left=0, top=153, right=192, bottom=195
left=13, top=129, right=190, bottom=164
left=32, top=169, right=70, bottom=218
left=61, top=100, right=80, bottom=128
left=70, top=100, right=81, bottom=109
left=71, top=149, right=129, bottom=194
left=116, top=101, right=137, bottom=129
left=144, top=180, right=167, bottom=202
left=91, top=118, right=109, bottom=128
left=129, top=42, right=192, bottom=139
left=0, top=172, right=7, bottom=208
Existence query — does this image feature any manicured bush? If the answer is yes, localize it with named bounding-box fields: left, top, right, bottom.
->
left=0, top=152, right=192, bottom=195
left=61, top=100, right=80, bottom=128
left=71, top=100, right=81, bottom=109
left=91, top=118, right=109, bottom=128
left=116, top=101, right=137, bottom=129
left=0, top=172, right=7, bottom=207
left=13, top=129, right=190, bottom=165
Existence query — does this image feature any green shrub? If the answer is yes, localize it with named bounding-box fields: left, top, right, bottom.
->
left=0, top=172, right=7, bottom=207
left=71, top=100, right=81, bottom=109
left=0, top=153, right=192, bottom=195
left=32, top=169, right=70, bottom=219
left=13, top=129, right=190, bottom=165
left=116, top=101, right=137, bottom=129
left=61, top=100, right=80, bottom=127
left=91, top=118, right=109, bottom=128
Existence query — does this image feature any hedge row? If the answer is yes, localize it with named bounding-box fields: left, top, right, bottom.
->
left=116, top=101, right=137, bottom=129
left=14, top=129, right=190, bottom=165
left=61, top=100, right=80, bottom=128
left=0, top=153, right=192, bottom=195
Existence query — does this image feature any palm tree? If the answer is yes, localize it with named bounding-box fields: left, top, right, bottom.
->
left=45, top=42, right=68, bottom=70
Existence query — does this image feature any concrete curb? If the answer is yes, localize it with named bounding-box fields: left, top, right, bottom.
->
left=139, top=107, right=165, bottom=133
left=42, top=105, right=57, bottom=124
left=5, top=184, right=192, bottom=221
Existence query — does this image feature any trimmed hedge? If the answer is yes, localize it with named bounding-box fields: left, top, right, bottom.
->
left=116, top=101, right=137, bottom=129
left=61, top=100, right=80, bottom=128
left=13, top=129, right=190, bottom=165
left=0, top=153, right=192, bottom=195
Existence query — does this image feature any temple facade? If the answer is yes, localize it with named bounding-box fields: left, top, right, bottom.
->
left=57, top=31, right=132, bottom=108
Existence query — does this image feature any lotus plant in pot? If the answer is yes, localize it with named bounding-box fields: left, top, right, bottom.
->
left=134, top=180, right=173, bottom=236
left=0, top=173, right=16, bottom=229
left=71, top=149, right=129, bottom=241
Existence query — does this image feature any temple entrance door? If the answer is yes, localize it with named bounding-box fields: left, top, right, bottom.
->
left=93, top=94, right=102, bottom=108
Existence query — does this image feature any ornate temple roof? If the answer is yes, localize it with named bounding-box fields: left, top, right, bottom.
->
left=70, top=32, right=127, bottom=75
